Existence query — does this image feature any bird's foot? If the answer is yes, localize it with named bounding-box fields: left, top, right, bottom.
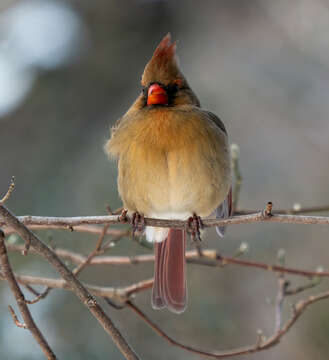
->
left=118, top=209, right=129, bottom=223
left=131, top=212, right=145, bottom=241
left=187, top=213, right=204, bottom=243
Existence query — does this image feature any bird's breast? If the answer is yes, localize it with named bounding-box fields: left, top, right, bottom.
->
left=112, top=107, right=231, bottom=217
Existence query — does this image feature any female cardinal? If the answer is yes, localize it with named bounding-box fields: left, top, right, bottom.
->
left=105, top=34, right=231, bottom=313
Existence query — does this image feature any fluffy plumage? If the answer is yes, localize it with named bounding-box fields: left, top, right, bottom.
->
left=105, top=34, right=231, bottom=313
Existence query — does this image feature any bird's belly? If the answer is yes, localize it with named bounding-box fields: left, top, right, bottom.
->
left=166, top=149, right=229, bottom=216
left=118, top=141, right=230, bottom=217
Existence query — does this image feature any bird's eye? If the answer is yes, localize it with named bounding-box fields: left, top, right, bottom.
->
left=166, top=83, right=178, bottom=95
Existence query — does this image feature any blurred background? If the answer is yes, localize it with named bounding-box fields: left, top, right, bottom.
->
left=1, top=0, right=329, bottom=359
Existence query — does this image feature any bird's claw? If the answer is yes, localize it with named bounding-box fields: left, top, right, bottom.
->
left=187, top=214, right=204, bottom=243
left=118, top=209, right=128, bottom=223
left=131, top=212, right=145, bottom=241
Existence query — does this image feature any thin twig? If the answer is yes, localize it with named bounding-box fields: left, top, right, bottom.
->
left=1, top=256, right=328, bottom=360
left=72, top=224, right=110, bottom=276
left=285, top=280, right=322, bottom=296
left=275, top=276, right=287, bottom=332
left=235, top=205, right=329, bottom=215
left=3, top=224, right=127, bottom=237
left=26, top=287, right=52, bottom=305
left=1, top=255, right=325, bottom=303
left=0, top=176, right=15, bottom=204
left=127, top=289, right=329, bottom=359
left=103, top=297, right=126, bottom=310
left=72, top=229, right=129, bottom=276
left=274, top=249, right=287, bottom=332
left=23, top=283, right=53, bottom=304
left=23, top=283, right=41, bottom=296
left=6, top=245, right=329, bottom=279
left=0, top=272, right=153, bottom=302
left=0, top=204, right=139, bottom=360
left=8, top=305, right=28, bottom=329
left=188, top=253, right=329, bottom=278
left=0, top=229, right=56, bottom=359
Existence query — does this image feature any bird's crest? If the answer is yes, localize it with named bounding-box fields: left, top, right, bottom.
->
left=141, top=33, right=184, bottom=87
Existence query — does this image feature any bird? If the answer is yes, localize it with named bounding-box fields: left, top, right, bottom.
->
left=105, top=34, right=232, bottom=314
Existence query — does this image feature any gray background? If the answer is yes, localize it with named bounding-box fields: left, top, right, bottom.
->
left=1, top=0, right=329, bottom=359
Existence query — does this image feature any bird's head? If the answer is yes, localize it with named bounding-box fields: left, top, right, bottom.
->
left=141, top=34, right=200, bottom=107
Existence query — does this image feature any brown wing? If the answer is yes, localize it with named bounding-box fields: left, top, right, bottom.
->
left=202, top=110, right=227, bottom=135
left=215, top=187, right=233, bottom=237
left=204, top=111, right=231, bottom=236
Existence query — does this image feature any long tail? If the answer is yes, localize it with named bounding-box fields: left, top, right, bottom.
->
left=152, top=229, right=187, bottom=314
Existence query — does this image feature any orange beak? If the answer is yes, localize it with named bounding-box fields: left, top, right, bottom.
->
left=147, top=83, right=168, bottom=106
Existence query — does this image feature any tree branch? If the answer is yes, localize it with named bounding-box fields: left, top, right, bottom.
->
left=6, top=245, right=329, bottom=278
left=0, top=204, right=139, bottom=360
left=2, top=211, right=329, bottom=232
left=187, top=253, right=329, bottom=278
left=72, top=223, right=118, bottom=277
left=25, top=287, right=52, bottom=305
left=2, top=146, right=328, bottom=360
left=126, top=290, right=329, bottom=359
left=275, top=275, right=287, bottom=332
left=3, top=223, right=127, bottom=237
left=0, top=229, right=56, bottom=359
left=0, top=272, right=153, bottom=302
left=1, top=254, right=327, bottom=360
left=0, top=176, right=15, bottom=204
left=235, top=205, right=329, bottom=215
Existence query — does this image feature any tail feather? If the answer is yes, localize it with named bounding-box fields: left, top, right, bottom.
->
left=152, top=229, right=187, bottom=313
left=152, top=240, right=166, bottom=309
